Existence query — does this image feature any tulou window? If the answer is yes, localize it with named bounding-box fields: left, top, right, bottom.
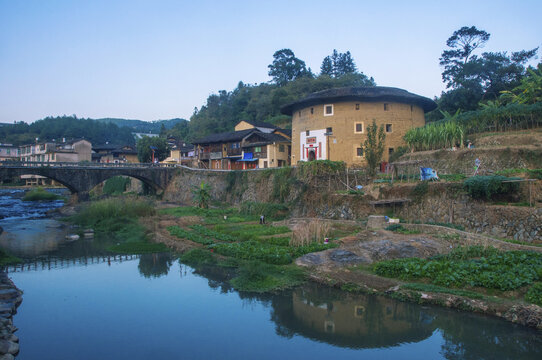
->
left=324, top=104, right=333, bottom=116
left=386, top=124, right=392, bottom=133
left=355, top=123, right=363, bottom=133
left=384, top=103, right=389, bottom=111
left=357, top=148, right=363, bottom=157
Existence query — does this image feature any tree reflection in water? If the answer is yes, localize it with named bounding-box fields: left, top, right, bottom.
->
left=183, top=263, right=542, bottom=358
left=138, top=252, right=173, bottom=278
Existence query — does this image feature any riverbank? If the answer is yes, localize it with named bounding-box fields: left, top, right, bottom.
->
left=148, top=205, right=542, bottom=331
left=0, top=272, right=22, bottom=359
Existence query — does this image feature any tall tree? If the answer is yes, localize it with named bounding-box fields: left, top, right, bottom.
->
left=363, top=120, right=386, bottom=176
left=320, top=56, right=333, bottom=76
left=268, top=49, right=309, bottom=86
left=320, top=49, right=358, bottom=78
left=437, top=26, right=538, bottom=114
left=136, top=136, right=169, bottom=163
left=440, top=26, right=490, bottom=88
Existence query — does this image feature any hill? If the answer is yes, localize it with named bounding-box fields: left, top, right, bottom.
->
left=95, top=118, right=185, bottom=134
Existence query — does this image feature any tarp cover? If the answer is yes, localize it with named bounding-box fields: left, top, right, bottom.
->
left=420, top=167, right=439, bottom=181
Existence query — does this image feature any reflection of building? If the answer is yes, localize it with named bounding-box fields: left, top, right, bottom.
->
left=92, top=144, right=139, bottom=163
left=281, top=87, right=437, bottom=166
left=271, top=284, right=435, bottom=349
left=192, top=121, right=291, bottom=170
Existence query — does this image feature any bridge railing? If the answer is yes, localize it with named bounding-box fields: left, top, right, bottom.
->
left=0, top=160, right=173, bottom=169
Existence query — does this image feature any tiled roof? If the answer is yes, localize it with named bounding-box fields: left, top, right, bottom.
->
left=281, top=86, right=437, bottom=114
left=192, top=129, right=256, bottom=144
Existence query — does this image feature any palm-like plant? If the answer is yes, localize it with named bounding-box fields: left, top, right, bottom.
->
left=192, top=181, right=211, bottom=209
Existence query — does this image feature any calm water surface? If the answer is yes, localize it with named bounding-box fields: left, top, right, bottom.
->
left=1, top=189, right=541, bottom=360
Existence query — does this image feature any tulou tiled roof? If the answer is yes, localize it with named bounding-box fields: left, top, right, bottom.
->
left=281, top=86, right=437, bottom=114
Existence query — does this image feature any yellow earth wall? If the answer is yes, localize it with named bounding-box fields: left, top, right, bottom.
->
left=291, top=101, right=425, bottom=166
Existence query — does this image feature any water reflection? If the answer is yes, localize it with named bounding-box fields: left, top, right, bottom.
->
left=271, top=283, right=436, bottom=348
left=138, top=252, right=173, bottom=278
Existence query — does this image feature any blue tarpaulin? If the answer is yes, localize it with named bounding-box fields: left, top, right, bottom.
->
left=238, top=152, right=258, bottom=161
left=420, top=167, right=439, bottom=181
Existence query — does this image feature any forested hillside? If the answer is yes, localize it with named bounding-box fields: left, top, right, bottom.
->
left=0, top=116, right=187, bottom=146
left=0, top=116, right=136, bottom=145
left=185, top=49, right=375, bottom=140
left=95, top=118, right=183, bottom=133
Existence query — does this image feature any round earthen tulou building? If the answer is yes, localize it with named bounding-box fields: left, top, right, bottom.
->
left=281, top=86, right=437, bottom=167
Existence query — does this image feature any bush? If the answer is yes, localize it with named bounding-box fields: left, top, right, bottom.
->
left=525, top=283, right=542, bottom=306
left=298, top=160, right=346, bottom=178
left=22, top=187, right=62, bottom=201
left=528, top=169, right=542, bottom=180
left=463, top=176, right=520, bottom=199
left=411, top=181, right=429, bottom=199
left=103, top=176, right=131, bottom=195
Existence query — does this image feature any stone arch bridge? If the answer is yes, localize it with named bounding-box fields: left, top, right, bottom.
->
left=0, top=162, right=179, bottom=201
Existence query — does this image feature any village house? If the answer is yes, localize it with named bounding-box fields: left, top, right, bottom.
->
left=281, top=86, right=437, bottom=167
left=18, top=139, right=92, bottom=185
left=163, top=142, right=196, bottom=167
left=92, top=144, right=139, bottom=163
left=192, top=121, right=291, bottom=170
left=0, top=143, right=19, bottom=161
left=19, top=139, right=92, bottom=163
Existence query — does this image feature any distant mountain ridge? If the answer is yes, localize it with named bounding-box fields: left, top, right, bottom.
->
left=94, top=118, right=185, bottom=134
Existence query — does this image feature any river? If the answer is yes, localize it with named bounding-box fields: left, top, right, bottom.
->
left=0, top=189, right=541, bottom=359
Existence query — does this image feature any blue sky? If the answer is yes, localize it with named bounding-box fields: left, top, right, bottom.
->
left=1, top=0, right=541, bottom=123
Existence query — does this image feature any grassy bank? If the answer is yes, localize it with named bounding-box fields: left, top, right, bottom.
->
left=69, top=197, right=168, bottom=254
left=179, top=248, right=306, bottom=293
left=166, top=205, right=337, bottom=292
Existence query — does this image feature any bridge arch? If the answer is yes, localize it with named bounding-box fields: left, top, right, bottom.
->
left=11, top=169, right=79, bottom=193
left=0, top=163, right=177, bottom=201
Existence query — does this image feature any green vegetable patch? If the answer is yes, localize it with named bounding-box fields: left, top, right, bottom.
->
left=373, top=246, right=542, bottom=293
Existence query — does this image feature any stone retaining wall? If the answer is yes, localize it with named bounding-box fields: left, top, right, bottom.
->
left=396, top=190, right=542, bottom=243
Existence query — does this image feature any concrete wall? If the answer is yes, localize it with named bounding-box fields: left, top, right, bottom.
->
left=291, top=101, right=425, bottom=166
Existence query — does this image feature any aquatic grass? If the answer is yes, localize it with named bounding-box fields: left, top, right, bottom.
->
left=69, top=198, right=156, bottom=252
left=107, top=242, right=170, bottom=254
left=0, top=248, right=22, bottom=266
left=22, top=187, right=62, bottom=201
left=179, top=248, right=218, bottom=267
left=71, top=198, right=155, bottom=227
left=230, top=260, right=306, bottom=293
